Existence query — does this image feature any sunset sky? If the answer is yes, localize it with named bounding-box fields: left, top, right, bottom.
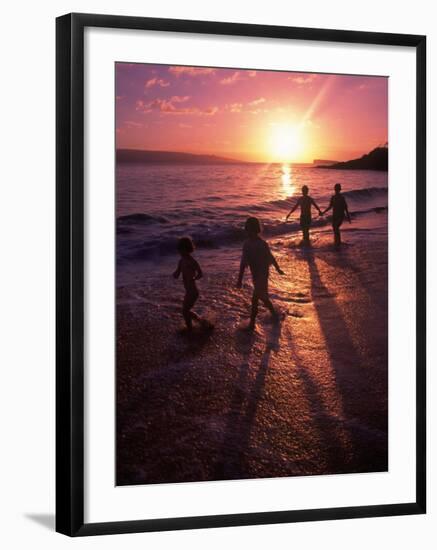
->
left=116, top=63, right=388, bottom=163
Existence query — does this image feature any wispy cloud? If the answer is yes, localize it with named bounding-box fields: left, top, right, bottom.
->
left=145, top=77, right=170, bottom=89
left=289, top=74, right=318, bottom=85
left=248, top=97, right=265, bottom=107
left=136, top=96, right=218, bottom=116
left=220, top=69, right=258, bottom=85
left=227, top=102, right=243, bottom=113
left=168, top=66, right=216, bottom=77
left=225, top=97, right=266, bottom=114
left=220, top=71, right=243, bottom=85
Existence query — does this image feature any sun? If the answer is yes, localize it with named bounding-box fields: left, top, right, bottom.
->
left=268, top=123, right=303, bottom=162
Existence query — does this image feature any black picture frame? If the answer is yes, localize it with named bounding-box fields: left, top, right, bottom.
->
left=56, top=12, right=426, bottom=537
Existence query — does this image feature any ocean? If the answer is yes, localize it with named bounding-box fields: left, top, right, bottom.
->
left=117, top=163, right=387, bottom=277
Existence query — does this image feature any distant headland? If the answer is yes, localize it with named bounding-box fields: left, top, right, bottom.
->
left=317, top=145, right=388, bottom=171
left=116, top=149, right=245, bottom=165
left=313, top=159, right=338, bottom=166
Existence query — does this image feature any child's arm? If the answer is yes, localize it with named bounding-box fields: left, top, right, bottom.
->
left=172, top=260, right=181, bottom=279
left=193, top=259, right=203, bottom=280
left=311, top=198, right=322, bottom=215
left=268, top=245, right=285, bottom=275
left=236, top=252, right=247, bottom=288
left=344, top=198, right=351, bottom=223
left=321, top=197, right=333, bottom=215
left=285, top=198, right=300, bottom=220
left=271, top=255, right=284, bottom=276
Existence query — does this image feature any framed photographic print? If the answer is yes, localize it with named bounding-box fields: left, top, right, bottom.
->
left=56, top=13, right=426, bottom=536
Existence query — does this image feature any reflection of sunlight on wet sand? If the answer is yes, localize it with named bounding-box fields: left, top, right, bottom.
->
left=315, top=255, right=385, bottom=367
left=281, top=163, right=295, bottom=198
left=284, top=257, right=352, bottom=463
left=283, top=319, right=353, bottom=466
left=246, top=256, right=353, bottom=471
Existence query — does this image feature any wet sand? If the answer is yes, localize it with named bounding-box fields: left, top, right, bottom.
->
left=116, top=225, right=388, bottom=485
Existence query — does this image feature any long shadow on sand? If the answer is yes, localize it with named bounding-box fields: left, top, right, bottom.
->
left=214, top=320, right=281, bottom=480
left=319, top=246, right=388, bottom=314
left=302, top=249, right=388, bottom=474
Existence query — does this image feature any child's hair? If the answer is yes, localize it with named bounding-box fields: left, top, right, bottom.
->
left=302, top=185, right=309, bottom=195
left=334, top=183, right=342, bottom=192
left=245, top=217, right=261, bottom=235
left=177, top=236, right=194, bottom=254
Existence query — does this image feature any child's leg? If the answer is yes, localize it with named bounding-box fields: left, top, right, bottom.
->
left=190, top=290, right=201, bottom=321
left=182, top=290, right=199, bottom=329
left=302, top=226, right=310, bottom=243
left=182, top=307, right=193, bottom=329
left=333, top=221, right=341, bottom=245
left=249, top=291, right=259, bottom=328
left=257, top=284, right=278, bottom=319
left=261, top=295, right=278, bottom=318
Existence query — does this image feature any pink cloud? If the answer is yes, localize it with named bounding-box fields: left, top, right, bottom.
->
left=289, top=74, right=318, bottom=85
left=220, top=71, right=243, bottom=85
left=227, top=102, right=243, bottom=113
left=225, top=97, right=266, bottom=114
left=248, top=97, right=265, bottom=106
left=145, top=77, right=170, bottom=89
left=136, top=96, right=218, bottom=116
left=168, top=66, right=216, bottom=77
left=220, top=70, right=257, bottom=85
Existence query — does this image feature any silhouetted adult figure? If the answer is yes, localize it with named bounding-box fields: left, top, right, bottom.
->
left=322, top=183, right=351, bottom=246
left=285, top=185, right=322, bottom=245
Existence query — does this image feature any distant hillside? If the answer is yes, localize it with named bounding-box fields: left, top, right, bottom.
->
left=117, top=149, right=245, bottom=165
left=318, top=147, right=388, bottom=171
left=313, top=159, right=337, bottom=166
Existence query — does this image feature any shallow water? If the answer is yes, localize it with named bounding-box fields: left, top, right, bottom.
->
left=116, top=163, right=388, bottom=271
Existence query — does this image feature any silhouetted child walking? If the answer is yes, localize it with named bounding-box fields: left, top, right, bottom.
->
left=285, top=185, right=322, bottom=245
left=173, top=237, right=205, bottom=331
left=236, top=217, right=284, bottom=330
left=322, top=183, right=351, bottom=246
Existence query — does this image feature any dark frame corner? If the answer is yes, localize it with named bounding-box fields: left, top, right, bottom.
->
left=56, top=13, right=426, bottom=537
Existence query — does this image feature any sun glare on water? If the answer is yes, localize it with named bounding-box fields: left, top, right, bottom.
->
left=281, top=163, right=295, bottom=198
left=268, top=123, right=303, bottom=162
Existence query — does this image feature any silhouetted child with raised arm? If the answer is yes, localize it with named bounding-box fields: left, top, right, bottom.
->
left=236, top=217, right=284, bottom=330
left=285, top=185, right=322, bottom=245
left=173, top=237, right=206, bottom=331
left=322, top=183, right=351, bottom=246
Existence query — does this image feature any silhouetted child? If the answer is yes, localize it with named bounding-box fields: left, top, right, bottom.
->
left=173, top=237, right=204, bottom=330
left=236, top=217, right=284, bottom=330
left=322, top=183, right=351, bottom=246
left=285, top=185, right=322, bottom=245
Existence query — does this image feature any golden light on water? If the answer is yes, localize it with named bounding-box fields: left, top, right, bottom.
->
left=281, top=163, right=295, bottom=198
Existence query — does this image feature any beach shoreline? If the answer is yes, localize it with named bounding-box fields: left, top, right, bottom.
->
left=116, top=219, right=388, bottom=486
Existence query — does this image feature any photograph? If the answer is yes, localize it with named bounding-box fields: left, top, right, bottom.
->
left=115, top=62, right=389, bottom=486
